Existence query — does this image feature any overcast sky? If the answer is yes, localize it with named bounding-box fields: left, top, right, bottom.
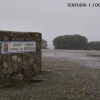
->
left=0, top=0, right=100, bottom=49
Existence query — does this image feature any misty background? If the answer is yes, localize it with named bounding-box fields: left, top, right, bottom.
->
left=0, top=0, right=100, bottom=49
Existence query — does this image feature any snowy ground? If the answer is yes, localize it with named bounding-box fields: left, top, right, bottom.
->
left=42, top=49, right=100, bottom=69
left=0, top=49, right=100, bottom=100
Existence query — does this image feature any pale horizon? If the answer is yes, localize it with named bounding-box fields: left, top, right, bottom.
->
left=0, top=0, right=100, bottom=49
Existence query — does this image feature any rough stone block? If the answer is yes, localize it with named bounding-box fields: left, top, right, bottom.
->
left=0, top=30, right=42, bottom=84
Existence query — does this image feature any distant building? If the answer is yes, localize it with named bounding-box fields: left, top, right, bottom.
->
left=42, top=39, right=48, bottom=49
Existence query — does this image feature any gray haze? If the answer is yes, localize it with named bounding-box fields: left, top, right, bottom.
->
left=0, top=0, right=100, bottom=49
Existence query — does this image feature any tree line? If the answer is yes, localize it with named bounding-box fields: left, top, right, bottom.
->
left=42, top=39, right=48, bottom=49
left=53, top=34, right=100, bottom=50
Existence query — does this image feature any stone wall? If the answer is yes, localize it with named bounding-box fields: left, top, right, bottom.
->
left=0, top=30, right=42, bottom=84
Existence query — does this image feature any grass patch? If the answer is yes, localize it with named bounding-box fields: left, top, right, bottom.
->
left=56, top=95, right=72, bottom=100
left=0, top=79, right=32, bottom=90
left=40, top=70, right=52, bottom=75
left=0, top=71, right=51, bottom=90
left=87, top=54, right=100, bottom=57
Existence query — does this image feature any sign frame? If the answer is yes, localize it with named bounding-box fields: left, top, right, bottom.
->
left=0, top=41, right=36, bottom=54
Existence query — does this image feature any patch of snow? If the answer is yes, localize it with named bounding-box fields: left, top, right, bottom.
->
left=42, top=49, right=100, bottom=69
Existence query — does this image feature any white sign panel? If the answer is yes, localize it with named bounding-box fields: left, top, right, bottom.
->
left=1, top=41, right=36, bottom=54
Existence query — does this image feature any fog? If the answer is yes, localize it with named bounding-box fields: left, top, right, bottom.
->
left=0, top=0, right=100, bottom=49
